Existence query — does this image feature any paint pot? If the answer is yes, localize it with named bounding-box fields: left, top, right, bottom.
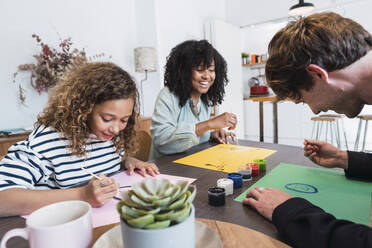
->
left=249, top=163, right=260, bottom=177
left=238, top=164, right=252, bottom=181
left=208, top=187, right=225, bottom=206
left=254, top=159, right=266, bottom=172
left=217, top=178, right=234, bottom=195
left=227, top=173, right=243, bottom=188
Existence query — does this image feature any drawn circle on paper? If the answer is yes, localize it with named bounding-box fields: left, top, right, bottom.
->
left=285, top=183, right=318, bottom=194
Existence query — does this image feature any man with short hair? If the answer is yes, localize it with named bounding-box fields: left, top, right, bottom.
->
left=243, top=12, right=372, bottom=247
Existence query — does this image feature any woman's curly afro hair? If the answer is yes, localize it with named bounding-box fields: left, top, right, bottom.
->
left=164, top=40, right=228, bottom=107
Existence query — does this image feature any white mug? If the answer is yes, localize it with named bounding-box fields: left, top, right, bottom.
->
left=0, top=200, right=92, bottom=248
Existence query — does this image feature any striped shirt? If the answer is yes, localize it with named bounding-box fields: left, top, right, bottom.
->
left=0, top=125, right=122, bottom=191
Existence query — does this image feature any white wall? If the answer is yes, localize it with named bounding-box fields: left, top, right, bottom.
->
left=0, top=0, right=227, bottom=128
left=226, top=0, right=366, bottom=27
left=0, top=0, right=138, bottom=129
left=140, top=0, right=226, bottom=116
left=205, top=20, right=245, bottom=137
left=134, top=0, right=226, bottom=116
left=234, top=0, right=372, bottom=150
left=133, top=0, right=160, bottom=117
left=154, top=0, right=226, bottom=87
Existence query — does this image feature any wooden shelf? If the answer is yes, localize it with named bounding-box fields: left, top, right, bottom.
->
left=243, top=95, right=277, bottom=102
left=243, top=96, right=293, bottom=103
left=242, top=62, right=266, bottom=69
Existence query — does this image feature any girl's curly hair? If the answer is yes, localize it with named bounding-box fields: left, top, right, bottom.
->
left=164, top=40, right=228, bottom=107
left=37, top=62, right=139, bottom=157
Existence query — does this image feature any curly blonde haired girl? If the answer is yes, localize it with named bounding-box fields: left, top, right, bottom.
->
left=0, top=62, right=159, bottom=217
left=38, top=62, right=138, bottom=156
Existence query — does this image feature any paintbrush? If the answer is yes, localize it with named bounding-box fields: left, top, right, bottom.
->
left=230, top=130, right=239, bottom=146
left=81, top=167, right=102, bottom=180
left=81, top=167, right=106, bottom=187
left=235, top=132, right=239, bottom=146
left=228, top=108, right=239, bottom=146
left=120, top=185, right=131, bottom=188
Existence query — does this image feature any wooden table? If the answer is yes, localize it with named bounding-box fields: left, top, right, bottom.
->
left=1, top=140, right=370, bottom=247
left=244, top=96, right=279, bottom=143
left=0, top=133, right=30, bottom=157
left=91, top=218, right=290, bottom=248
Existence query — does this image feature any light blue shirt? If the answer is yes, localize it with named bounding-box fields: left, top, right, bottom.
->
left=149, top=87, right=212, bottom=160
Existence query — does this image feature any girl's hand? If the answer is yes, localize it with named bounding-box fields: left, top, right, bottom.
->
left=81, top=174, right=119, bottom=207
left=210, top=129, right=235, bottom=144
left=125, top=157, right=160, bottom=177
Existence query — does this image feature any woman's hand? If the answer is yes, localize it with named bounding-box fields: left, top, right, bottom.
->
left=243, top=187, right=292, bottom=221
left=124, top=157, right=160, bottom=177
left=209, top=112, right=237, bottom=130
left=81, top=174, right=119, bottom=207
left=303, top=139, right=348, bottom=169
left=210, top=129, right=236, bottom=144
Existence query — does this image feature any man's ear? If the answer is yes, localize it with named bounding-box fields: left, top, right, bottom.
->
left=306, top=64, right=329, bottom=83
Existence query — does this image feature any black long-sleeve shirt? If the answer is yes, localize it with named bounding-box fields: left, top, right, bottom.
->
left=272, top=151, right=372, bottom=248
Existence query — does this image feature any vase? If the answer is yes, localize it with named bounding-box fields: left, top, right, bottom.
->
left=120, top=204, right=195, bottom=248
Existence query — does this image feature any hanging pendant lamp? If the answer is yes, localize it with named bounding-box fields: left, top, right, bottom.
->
left=289, top=0, right=315, bottom=16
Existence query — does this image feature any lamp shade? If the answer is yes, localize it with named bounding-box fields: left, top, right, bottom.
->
left=289, top=0, right=315, bottom=16
left=134, top=47, right=157, bottom=72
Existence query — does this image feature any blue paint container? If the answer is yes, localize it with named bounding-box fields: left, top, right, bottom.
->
left=228, top=173, right=243, bottom=188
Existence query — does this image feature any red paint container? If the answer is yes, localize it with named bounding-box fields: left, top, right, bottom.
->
left=249, top=163, right=260, bottom=177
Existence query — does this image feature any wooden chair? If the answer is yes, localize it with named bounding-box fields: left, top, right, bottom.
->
left=130, top=130, right=152, bottom=161
left=136, top=117, right=151, bottom=136
left=354, top=115, right=372, bottom=152
left=126, top=116, right=152, bottom=161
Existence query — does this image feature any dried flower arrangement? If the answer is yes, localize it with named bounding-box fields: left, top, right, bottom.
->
left=13, top=34, right=105, bottom=104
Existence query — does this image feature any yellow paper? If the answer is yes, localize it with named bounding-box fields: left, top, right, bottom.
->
left=173, top=144, right=276, bottom=173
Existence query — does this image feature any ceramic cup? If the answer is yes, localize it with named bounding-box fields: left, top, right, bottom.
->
left=0, top=200, right=92, bottom=248
left=121, top=204, right=195, bottom=248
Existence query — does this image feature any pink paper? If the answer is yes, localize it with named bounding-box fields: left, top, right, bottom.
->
left=111, top=171, right=196, bottom=188
left=91, top=172, right=196, bottom=227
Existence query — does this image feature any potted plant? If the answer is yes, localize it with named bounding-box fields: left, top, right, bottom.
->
left=117, top=178, right=196, bottom=248
left=241, top=52, right=250, bottom=65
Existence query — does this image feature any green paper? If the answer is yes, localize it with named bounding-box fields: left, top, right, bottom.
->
left=235, top=163, right=372, bottom=226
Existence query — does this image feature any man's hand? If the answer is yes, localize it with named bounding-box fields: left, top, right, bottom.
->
left=304, top=139, right=348, bottom=169
left=243, top=187, right=292, bottom=221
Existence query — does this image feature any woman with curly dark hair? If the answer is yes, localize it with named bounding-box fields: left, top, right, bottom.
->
left=0, top=62, right=159, bottom=216
left=150, top=40, right=237, bottom=159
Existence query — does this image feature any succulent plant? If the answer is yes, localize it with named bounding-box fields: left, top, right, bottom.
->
left=117, top=178, right=196, bottom=229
